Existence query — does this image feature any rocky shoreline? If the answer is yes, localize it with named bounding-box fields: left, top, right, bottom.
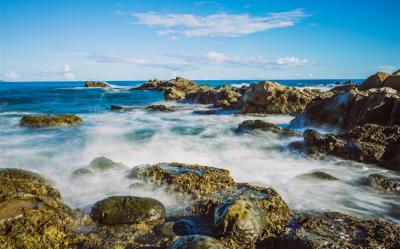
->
left=6, top=69, right=400, bottom=248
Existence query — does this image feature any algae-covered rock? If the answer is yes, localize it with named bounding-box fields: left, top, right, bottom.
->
left=0, top=168, right=75, bottom=249
left=215, top=199, right=265, bottom=244
left=84, top=81, right=112, bottom=88
left=128, top=162, right=235, bottom=197
left=20, top=114, right=82, bottom=128
left=235, top=120, right=299, bottom=136
left=110, top=105, right=134, bottom=111
left=146, top=104, right=175, bottom=112
left=366, top=174, right=400, bottom=193
left=91, top=196, right=166, bottom=226
left=271, top=212, right=400, bottom=249
left=168, top=235, right=226, bottom=249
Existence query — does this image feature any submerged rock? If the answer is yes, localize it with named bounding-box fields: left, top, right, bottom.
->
left=168, top=235, right=226, bottom=249
left=241, top=81, right=320, bottom=114
left=297, top=171, right=338, bottom=181
left=128, top=162, right=235, bottom=197
left=20, top=114, right=83, bottom=128
left=110, top=105, right=133, bottom=111
left=235, top=120, right=299, bottom=136
left=270, top=212, right=400, bottom=249
left=0, top=168, right=75, bottom=248
left=366, top=174, right=400, bottom=193
left=290, top=87, right=400, bottom=131
left=146, top=104, right=175, bottom=112
left=289, top=124, right=400, bottom=170
left=91, top=196, right=166, bottom=226
left=84, top=81, right=112, bottom=88
left=214, top=199, right=265, bottom=244
left=88, top=156, right=126, bottom=171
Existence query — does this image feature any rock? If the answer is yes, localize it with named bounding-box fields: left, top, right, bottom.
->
left=329, top=83, right=358, bottom=93
left=358, top=71, right=390, bottom=90
left=91, top=196, right=166, bottom=226
left=189, top=86, right=243, bottom=109
left=132, top=79, right=163, bottom=90
left=214, top=199, right=265, bottom=244
left=290, top=124, right=400, bottom=170
left=88, top=156, right=126, bottom=171
left=164, top=87, right=187, bottom=100
left=0, top=168, right=75, bottom=248
left=72, top=168, right=93, bottom=176
left=366, top=174, right=400, bottom=193
left=168, top=235, right=226, bottom=249
left=20, top=114, right=83, bottom=128
left=297, top=171, right=338, bottom=181
left=270, top=212, right=400, bottom=249
left=128, top=162, right=235, bottom=197
left=173, top=219, right=196, bottom=236
left=241, top=81, right=321, bottom=114
left=110, top=105, right=133, bottom=111
left=235, top=120, right=299, bottom=136
left=290, top=87, right=400, bottom=131
left=383, top=74, right=400, bottom=91
left=146, top=104, right=175, bottom=112
left=392, top=69, right=400, bottom=76
left=85, top=81, right=112, bottom=88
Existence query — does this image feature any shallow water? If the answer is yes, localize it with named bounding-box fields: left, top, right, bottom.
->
left=1, top=80, right=399, bottom=224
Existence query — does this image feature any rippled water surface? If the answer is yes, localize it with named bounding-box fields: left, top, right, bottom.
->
left=1, top=80, right=399, bottom=224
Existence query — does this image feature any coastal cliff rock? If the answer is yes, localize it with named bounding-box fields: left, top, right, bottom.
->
left=358, top=71, right=390, bottom=90
left=84, top=81, right=112, bottom=88
left=241, top=81, right=321, bottom=114
left=289, top=87, right=400, bottom=131
left=383, top=70, right=400, bottom=91
left=235, top=119, right=299, bottom=136
left=0, top=169, right=75, bottom=249
left=289, top=124, right=400, bottom=170
left=20, top=114, right=83, bottom=128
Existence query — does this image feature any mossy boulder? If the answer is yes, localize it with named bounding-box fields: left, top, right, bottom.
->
left=168, top=235, right=226, bottom=249
left=235, top=119, right=299, bottom=136
left=84, top=81, right=112, bottom=88
left=366, top=174, right=400, bottom=193
left=146, top=104, right=175, bottom=112
left=0, top=168, right=75, bottom=249
left=215, top=199, right=265, bottom=244
left=20, top=114, right=82, bottom=128
left=91, top=196, right=166, bottom=226
left=128, top=162, right=235, bottom=197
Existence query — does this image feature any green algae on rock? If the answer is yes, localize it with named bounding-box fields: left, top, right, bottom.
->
left=91, top=196, right=166, bottom=226
left=168, top=235, right=226, bottom=249
left=20, top=114, right=82, bottom=128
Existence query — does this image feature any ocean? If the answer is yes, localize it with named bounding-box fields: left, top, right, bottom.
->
left=1, top=79, right=399, bottom=224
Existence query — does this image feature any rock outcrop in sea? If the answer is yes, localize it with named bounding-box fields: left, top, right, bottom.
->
left=20, top=114, right=83, bottom=128
left=84, top=81, right=112, bottom=88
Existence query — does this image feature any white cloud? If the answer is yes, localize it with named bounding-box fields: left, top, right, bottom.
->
left=377, top=65, right=396, bottom=73
left=131, top=9, right=309, bottom=38
left=63, top=64, right=75, bottom=80
left=4, top=70, right=19, bottom=81
left=277, top=57, right=309, bottom=66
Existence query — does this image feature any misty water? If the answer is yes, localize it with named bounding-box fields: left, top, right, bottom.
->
left=0, top=80, right=399, bottom=224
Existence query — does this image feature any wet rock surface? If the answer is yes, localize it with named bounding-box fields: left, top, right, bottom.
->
left=241, top=81, right=321, bottom=114
left=84, top=81, right=112, bottom=88
left=235, top=119, right=299, bottom=136
left=91, top=196, right=166, bottom=226
left=296, top=171, right=338, bottom=181
left=111, top=105, right=134, bottom=111
left=168, top=235, right=226, bottom=249
left=72, top=156, right=126, bottom=176
left=146, top=104, right=175, bottom=112
left=20, top=114, right=83, bottom=128
left=366, top=174, right=400, bottom=193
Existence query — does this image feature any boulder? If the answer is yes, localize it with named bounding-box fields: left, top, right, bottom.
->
left=214, top=199, right=265, bottom=244
left=168, top=235, right=226, bottom=249
left=0, top=169, right=75, bottom=248
left=241, top=81, right=320, bottom=114
left=20, top=114, right=83, bottom=128
left=91, top=196, right=166, bottom=226
left=366, top=174, right=400, bottom=193
left=270, top=212, right=400, bottom=249
left=358, top=71, right=389, bottom=90
left=235, top=120, right=299, bottom=136
left=290, top=88, right=400, bottom=131
left=290, top=124, right=400, bottom=170
left=383, top=74, right=400, bottom=91
left=88, top=156, right=126, bottom=171
left=146, top=104, right=175, bottom=112
left=84, top=81, right=112, bottom=88
left=128, top=162, right=235, bottom=197
left=189, top=86, right=243, bottom=109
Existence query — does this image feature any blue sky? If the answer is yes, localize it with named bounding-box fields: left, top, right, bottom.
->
left=1, top=0, right=399, bottom=81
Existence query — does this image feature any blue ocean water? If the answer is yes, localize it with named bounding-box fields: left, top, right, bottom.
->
left=1, top=79, right=398, bottom=224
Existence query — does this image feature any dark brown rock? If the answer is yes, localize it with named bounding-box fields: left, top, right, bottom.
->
left=235, top=120, right=299, bottom=136
left=358, top=71, right=390, bottom=90
left=146, top=104, right=175, bottom=112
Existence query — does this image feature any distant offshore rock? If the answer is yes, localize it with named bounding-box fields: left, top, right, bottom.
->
left=20, top=114, right=82, bottom=128
left=84, top=81, right=112, bottom=88
left=146, top=104, right=175, bottom=112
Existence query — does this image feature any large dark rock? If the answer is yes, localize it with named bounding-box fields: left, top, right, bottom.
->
left=0, top=169, right=75, bottom=248
left=128, top=162, right=235, bottom=197
left=358, top=71, right=390, bottom=90
left=366, top=174, right=400, bottom=193
left=290, top=87, right=400, bottom=131
left=91, top=196, right=166, bottom=226
left=235, top=120, right=299, bottom=136
left=146, top=104, right=175, bottom=112
left=241, top=81, right=321, bottom=114
left=168, top=235, right=226, bottom=249
left=20, top=114, right=83, bottom=128
left=290, top=124, right=400, bottom=170
left=383, top=73, right=400, bottom=91
left=85, top=81, right=112, bottom=88
left=269, top=212, right=400, bottom=249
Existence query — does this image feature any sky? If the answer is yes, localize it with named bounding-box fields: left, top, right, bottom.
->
left=0, top=0, right=399, bottom=81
